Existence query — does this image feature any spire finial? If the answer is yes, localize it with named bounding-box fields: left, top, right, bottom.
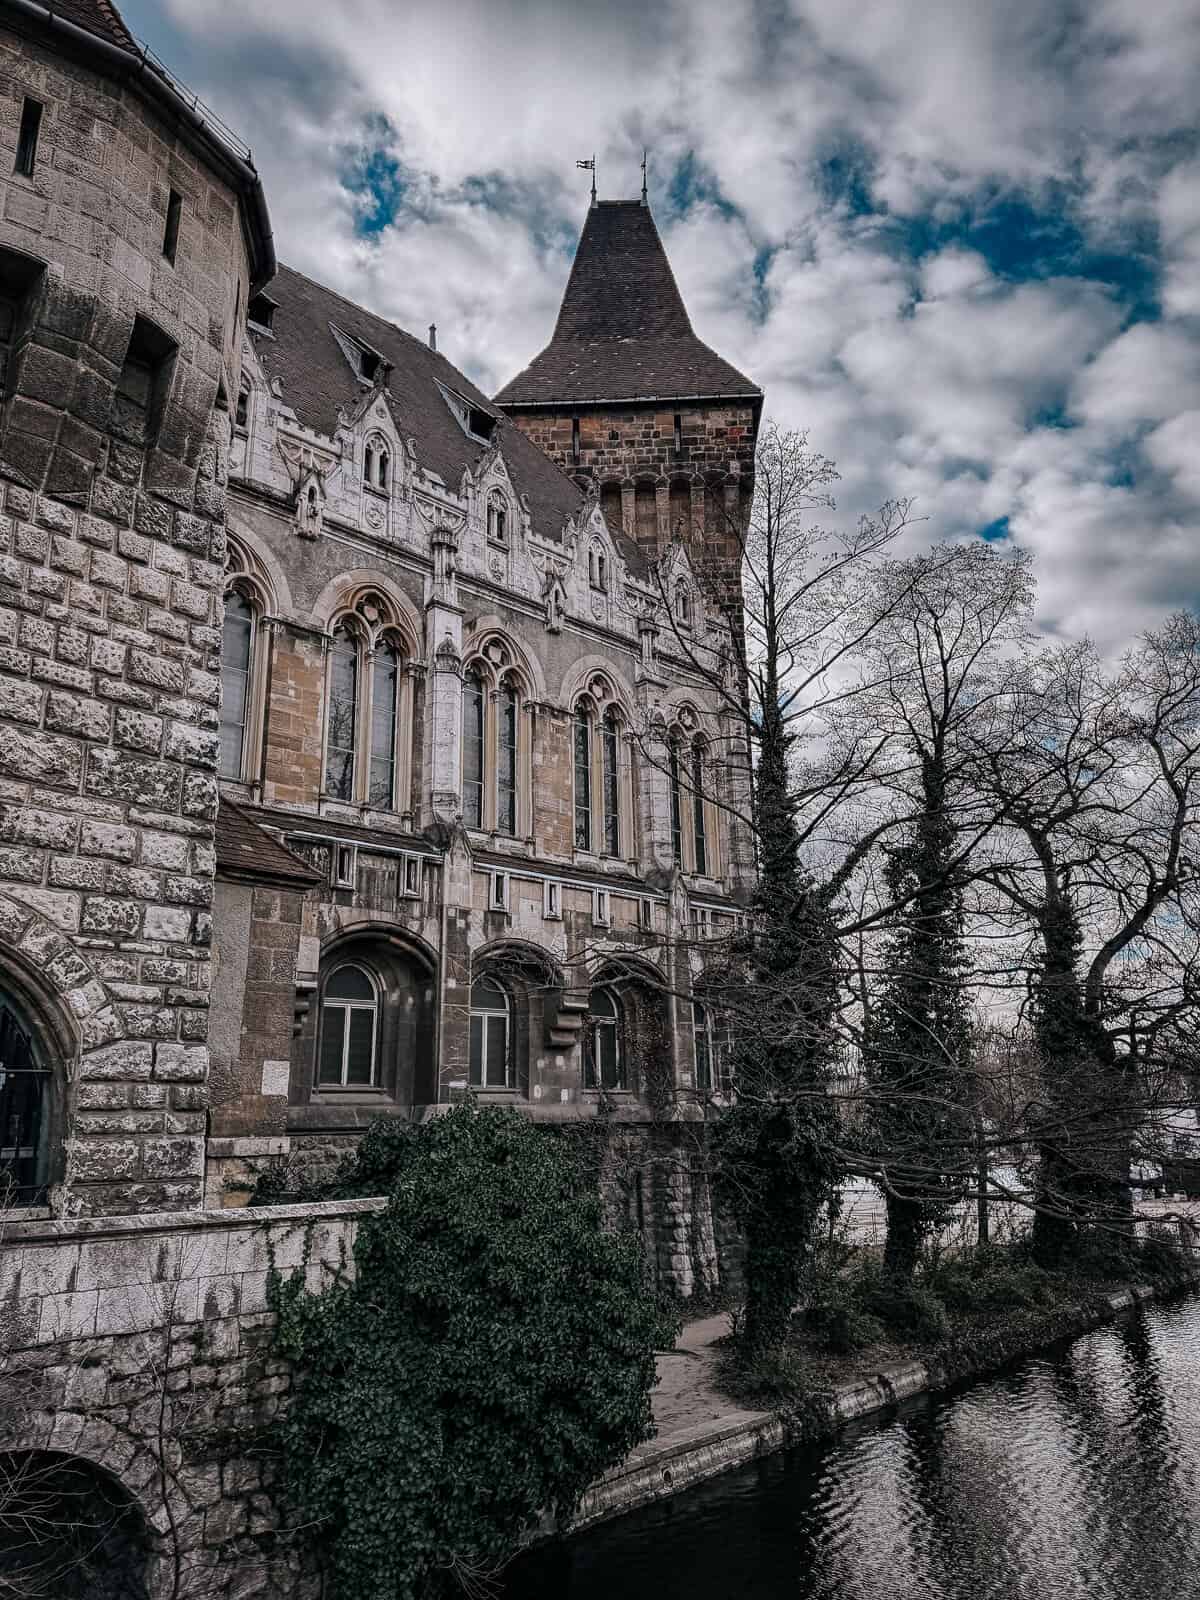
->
left=641, top=148, right=648, bottom=205
left=576, top=154, right=596, bottom=205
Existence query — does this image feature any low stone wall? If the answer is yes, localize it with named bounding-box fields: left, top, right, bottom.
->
left=0, top=1196, right=384, bottom=1598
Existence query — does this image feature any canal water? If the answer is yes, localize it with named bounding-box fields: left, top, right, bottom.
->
left=506, top=1295, right=1200, bottom=1599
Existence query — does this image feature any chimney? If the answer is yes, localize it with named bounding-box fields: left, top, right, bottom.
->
left=428, top=323, right=437, bottom=353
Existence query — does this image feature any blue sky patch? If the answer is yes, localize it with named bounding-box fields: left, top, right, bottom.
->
left=342, top=117, right=408, bottom=236
left=665, top=153, right=739, bottom=222
left=979, top=516, right=1011, bottom=542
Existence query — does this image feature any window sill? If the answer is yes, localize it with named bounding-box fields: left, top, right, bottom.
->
left=362, top=484, right=390, bottom=500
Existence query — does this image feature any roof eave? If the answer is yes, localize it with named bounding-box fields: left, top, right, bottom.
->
left=495, top=388, right=763, bottom=411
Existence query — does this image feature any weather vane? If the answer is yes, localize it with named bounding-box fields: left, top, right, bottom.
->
left=576, top=154, right=596, bottom=205
left=641, top=148, right=648, bottom=204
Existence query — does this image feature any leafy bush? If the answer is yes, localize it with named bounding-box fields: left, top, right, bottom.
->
left=271, top=1106, right=678, bottom=1600
left=925, top=1245, right=1059, bottom=1315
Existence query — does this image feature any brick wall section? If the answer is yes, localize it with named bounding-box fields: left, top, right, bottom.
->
left=262, top=630, right=325, bottom=809
left=0, top=1197, right=382, bottom=1599
left=506, top=400, right=757, bottom=560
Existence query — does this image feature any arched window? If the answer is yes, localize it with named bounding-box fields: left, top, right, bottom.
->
left=585, top=988, right=624, bottom=1091
left=363, top=442, right=375, bottom=486
left=573, top=703, right=592, bottom=850
left=691, top=998, right=729, bottom=1088
left=369, top=642, right=401, bottom=808
left=318, top=964, right=378, bottom=1087
left=487, top=492, right=508, bottom=545
left=470, top=975, right=510, bottom=1088
left=0, top=995, right=49, bottom=1204
left=692, top=740, right=708, bottom=876
left=462, top=669, right=485, bottom=829
left=497, top=680, right=518, bottom=837
left=668, top=738, right=683, bottom=865
left=602, top=707, right=621, bottom=857
left=325, top=625, right=359, bottom=801
left=219, top=589, right=254, bottom=780
left=676, top=584, right=692, bottom=627
left=378, top=449, right=389, bottom=491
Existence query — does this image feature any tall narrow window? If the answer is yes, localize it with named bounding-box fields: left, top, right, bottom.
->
left=693, top=1000, right=713, bottom=1091
left=363, top=444, right=375, bottom=487
left=469, top=976, right=510, bottom=1088
left=0, top=997, right=49, bottom=1205
left=586, top=989, right=624, bottom=1091
left=574, top=705, right=592, bottom=851
left=14, top=99, right=41, bottom=178
left=487, top=493, right=508, bottom=545
left=162, top=189, right=182, bottom=265
left=571, top=416, right=580, bottom=462
left=462, top=670, right=485, bottom=829
left=377, top=449, right=389, bottom=490
left=234, top=380, right=250, bottom=431
left=692, top=742, right=708, bottom=875
left=669, top=741, right=683, bottom=865
left=219, top=591, right=253, bottom=780
left=325, top=627, right=358, bottom=800
left=114, top=316, right=176, bottom=447
left=497, top=682, right=518, bottom=837
left=369, top=645, right=399, bottom=808
left=602, top=709, right=620, bottom=857
left=673, top=412, right=682, bottom=451
left=318, top=965, right=378, bottom=1087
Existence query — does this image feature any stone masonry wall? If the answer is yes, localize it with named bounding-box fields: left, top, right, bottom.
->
left=0, top=1196, right=382, bottom=1600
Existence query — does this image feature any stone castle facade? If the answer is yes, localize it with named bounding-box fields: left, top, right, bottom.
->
left=0, top=1, right=759, bottom=1590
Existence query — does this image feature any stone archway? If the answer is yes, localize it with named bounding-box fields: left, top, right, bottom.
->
left=0, top=1448, right=153, bottom=1599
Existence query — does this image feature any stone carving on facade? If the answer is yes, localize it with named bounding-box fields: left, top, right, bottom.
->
left=277, top=435, right=339, bottom=541
left=537, top=558, right=569, bottom=632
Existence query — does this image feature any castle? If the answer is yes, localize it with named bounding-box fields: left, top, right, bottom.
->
left=0, top=1, right=758, bottom=1589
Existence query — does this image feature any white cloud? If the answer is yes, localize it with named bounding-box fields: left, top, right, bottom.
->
left=135, top=0, right=1200, bottom=654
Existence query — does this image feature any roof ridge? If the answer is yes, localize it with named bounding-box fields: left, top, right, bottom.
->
left=275, top=262, right=433, bottom=357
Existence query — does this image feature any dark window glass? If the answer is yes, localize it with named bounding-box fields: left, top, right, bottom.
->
left=369, top=646, right=399, bottom=808
left=497, top=682, right=518, bottom=836
left=317, top=965, right=377, bottom=1087
left=0, top=1000, right=48, bottom=1205
left=378, top=450, right=389, bottom=490
left=219, top=591, right=253, bottom=780
left=325, top=627, right=358, bottom=800
left=585, top=988, right=624, bottom=1091
left=469, top=976, right=509, bottom=1088
left=462, top=671, right=485, bottom=828
left=669, top=741, right=683, bottom=865
left=693, top=1000, right=711, bottom=1091
left=673, top=412, right=682, bottom=451
left=574, top=707, right=592, bottom=851
left=14, top=99, right=41, bottom=177
left=235, top=382, right=249, bottom=430
left=163, top=188, right=182, bottom=264
left=602, top=709, right=620, bottom=857
left=571, top=416, right=580, bottom=461
left=692, top=743, right=708, bottom=875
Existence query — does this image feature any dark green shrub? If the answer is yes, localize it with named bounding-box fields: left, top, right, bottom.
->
left=866, top=1280, right=951, bottom=1343
left=925, top=1245, right=1058, bottom=1315
left=271, top=1106, right=678, bottom=1600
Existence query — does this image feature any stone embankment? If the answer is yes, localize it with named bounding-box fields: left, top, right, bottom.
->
left=572, top=1214, right=1200, bottom=1534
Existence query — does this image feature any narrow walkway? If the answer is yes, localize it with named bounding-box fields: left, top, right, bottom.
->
left=647, top=1313, right=765, bottom=1452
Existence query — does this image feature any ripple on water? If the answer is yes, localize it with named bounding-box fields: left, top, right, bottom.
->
left=505, top=1298, right=1200, bottom=1600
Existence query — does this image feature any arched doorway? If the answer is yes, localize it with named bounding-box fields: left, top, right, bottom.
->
left=0, top=992, right=51, bottom=1206
left=0, top=1451, right=151, bottom=1599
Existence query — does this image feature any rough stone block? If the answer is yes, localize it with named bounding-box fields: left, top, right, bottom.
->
left=85, top=748, right=182, bottom=809
left=0, top=727, right=82, bottom=790
left=80, top=1040, right=154, bottom=1081
left=154, top=1042, right=208, bottom=1081
left=45, top=689, right=111, bottom=740
left=79, top=818, right=136, bottom=860
left=80, top=895, right=142, bottom=936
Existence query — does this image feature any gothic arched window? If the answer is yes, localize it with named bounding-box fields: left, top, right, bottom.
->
left=324, top=625, right=359, bottom=801
left=369, top=642, right=401, bottom=808
left=318, top=964, right=379, bottom=1087
left=668, top=738, right=684, bottom=865
left=573, top=703, right=592, bottom=851
left=691, top=739, right=708, bottom=876
left=469, top=975, right=510, bottom=1088
left=497, top=680, right=519, bottom=837
left=219, top=589, right=255, bottom=780
left=602, top=707, right=621, bottom=858
left=462, top=669, right=485, bottom=829
left=363, top=435, right=391, bottom=493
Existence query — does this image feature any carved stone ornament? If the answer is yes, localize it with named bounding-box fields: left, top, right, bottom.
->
left=489, top=554, right=504, bottom=580
left=364, top=502, right=385, bottom=530
left=590, top=594, right=604, bottom=620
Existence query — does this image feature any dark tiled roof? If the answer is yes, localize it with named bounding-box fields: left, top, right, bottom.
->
left=51, top=0, right=139, bottom=51
left=216, top=798, right=321, bottom=887
left=250, top=265, right=585, bottom=544
left=494, top=202, right=761, bottom=408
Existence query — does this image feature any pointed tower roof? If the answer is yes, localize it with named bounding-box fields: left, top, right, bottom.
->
left=494, top=201, right=760, bottom=407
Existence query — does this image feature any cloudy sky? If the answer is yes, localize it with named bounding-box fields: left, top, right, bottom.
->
left=123, top=0, right=1199, bottom=651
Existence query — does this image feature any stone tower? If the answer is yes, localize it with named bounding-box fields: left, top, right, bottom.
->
left=494, top=197, right=761, bottom=569
left=0, top=0, right=272, bottom=1215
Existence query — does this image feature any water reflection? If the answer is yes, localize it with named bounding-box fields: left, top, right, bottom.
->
left=506, top=1298, right=1200, bottom=1599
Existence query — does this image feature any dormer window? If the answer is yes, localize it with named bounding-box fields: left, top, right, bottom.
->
left=438, top=381, right=499, bottom=444
left=363, top=435, right=391, bottom=494
left=247, top=293, right=276, bottom=334
left=486, top=492, right=508, bottom=545
left=360, top=347, right=381, bottom=383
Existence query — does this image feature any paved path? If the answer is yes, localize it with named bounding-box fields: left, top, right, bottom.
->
left=649, top=1312, right=764, bottom=1449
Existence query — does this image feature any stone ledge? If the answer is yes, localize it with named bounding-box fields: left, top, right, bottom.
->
left=2, top=1194, right=386, bottom=1246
